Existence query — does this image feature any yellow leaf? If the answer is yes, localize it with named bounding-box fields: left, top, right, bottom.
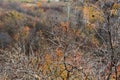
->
left=112, top=3, right=120, bottom=9
left=61, top=70, right=67, bottom=80
left=110, top=9, right=117, bottom=16
left=86, top=23, right=96, bottom=30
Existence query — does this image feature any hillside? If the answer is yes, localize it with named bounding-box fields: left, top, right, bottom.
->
left=0, top=0, right=120, bottom=80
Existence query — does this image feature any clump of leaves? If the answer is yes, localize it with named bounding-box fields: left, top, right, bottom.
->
left=60, top=22, right=69, bottom=32
left=110, top=3, right=120, bottom=16
left=20, top=26, right=30, bottom=39
left=0, top=10, right=25, bottom=36
left=83, top=5, right=104, bottom=23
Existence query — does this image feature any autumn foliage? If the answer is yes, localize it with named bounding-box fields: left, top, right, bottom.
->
left=0, top=0, right=120, bottom=80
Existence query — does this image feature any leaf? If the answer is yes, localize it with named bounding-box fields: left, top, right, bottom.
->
left=44, top=53, right=52, bottom=63
left=55, top=47, right=64, bottom=57
left=61, top=70, right=67, bottom=80
left=110, top=9, right=117, bottom=16
left=21, top=26, right=30, bottom=38
left=36, top=2, right=41, bottom=8
left=86, top=23, right=96, bottom=30
left=31, top=57, right=38, bottom=66
left=60, top=22, right=69, bottom=31
left=112, top=3, right=120, bottom=9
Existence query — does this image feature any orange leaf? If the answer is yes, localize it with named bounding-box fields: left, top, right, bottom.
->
left=37, top=2, right=41, bottom=8
left=60, top=22, right=69, bottom=31
left=55, top=47, right=64, bottom=57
